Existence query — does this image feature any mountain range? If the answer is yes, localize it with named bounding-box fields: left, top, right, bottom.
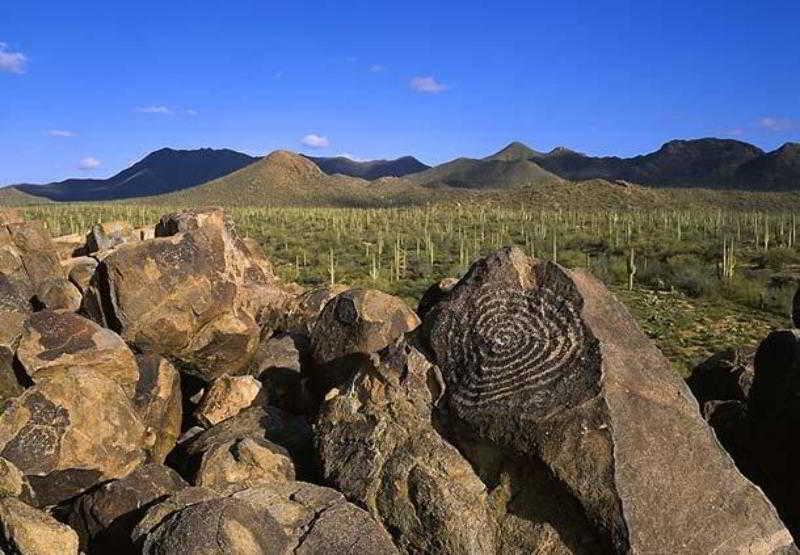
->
left=1, top=138, right=799, bottom=204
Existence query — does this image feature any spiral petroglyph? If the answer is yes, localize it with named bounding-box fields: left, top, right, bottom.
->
left=438, top=283, right=587, bottom=409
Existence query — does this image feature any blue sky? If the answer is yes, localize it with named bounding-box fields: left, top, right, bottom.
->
left=1, top=0, right=798, bottom=184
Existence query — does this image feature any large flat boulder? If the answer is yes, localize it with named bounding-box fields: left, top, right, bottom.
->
left=85, top=208, right=295, bottom=380
left=0, top=219, right=63, bottom=302
left=15, top=310, right=139, bottom=395
left=0, top=368, right=148, bottom=505
left=419, top=246, right=794, bottom=553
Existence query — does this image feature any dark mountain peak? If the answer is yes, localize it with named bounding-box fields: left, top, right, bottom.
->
left=657, top=137, right=764, bottom=157
left=547, top=146, right=582, bottom=157
left=307, top=154, right=429, bottom=180
left=486, top=141, right=544, bottom=162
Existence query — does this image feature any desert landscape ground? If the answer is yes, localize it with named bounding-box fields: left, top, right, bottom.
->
left=2, top=1, right=800, bottom=553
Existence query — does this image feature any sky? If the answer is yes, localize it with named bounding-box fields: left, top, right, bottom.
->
left=0, top=0, right=798, bottom=185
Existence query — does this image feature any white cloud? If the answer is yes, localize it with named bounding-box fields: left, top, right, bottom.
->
left=78, top=157, right=101, bottom=170
left=758, top=117, right=795, bottom=132
left=370, top=64, right=385, bottom=73
left=301, top=134, right=330, bottom=148
left=185, top=109, right=198, bottom=116
left=47, top=129, right=76, bottom=137
left=136, top=105, right=173, bottom=115
left=0, top=42, right=27, bottom=74
left=410, top=76, right=447, bottom=94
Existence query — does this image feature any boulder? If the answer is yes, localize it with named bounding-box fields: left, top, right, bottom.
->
left=67, top=463, right=187, bottom=553
left=192, top=437, right=295, bottom=492
left=33, top=276, right=82, bottom=312
left=277, top=284, right=349, bottom=336
left=85, top=220, right=134, bottom=253
left=0, top=309, right=27, bottom=405
left=0, top=368, right=148, bottom=506
left=687, top=346, right=755, bottom=405
left=749, top=329, right=800, bottom=539
left=0, top=457, right=34, bottom=502
left=317, top=340, right=497, bottom=553
left=310, top=288, right=420, bottom=396
left=419, top=247, right=794, bottom=553
left=194, top=374, right=261, bottom=428
left=15, top=310, right=139, bottom=395
left=133, top=354, right=183, bottom=463
left=62, top=256, right=98, bottom=294
left=179, top=405, right=315, bottom=480
left=86, top=208, right=294, bottom=380
left=0, top=219, right=63, bottom=300
left=232, top=481, right=399, bottom=554
left=0, top=496, right=79, bottom=555
left=130, top=486, right=219, bottom=548
left=311, top=288, right=420, bottom=365
left=140, top=497, right=289, bottom=555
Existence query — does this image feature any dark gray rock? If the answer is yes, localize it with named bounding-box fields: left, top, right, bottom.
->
left=419, top=246, right=793, bottom=553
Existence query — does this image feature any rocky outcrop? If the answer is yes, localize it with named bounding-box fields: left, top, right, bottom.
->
left=0, top=219, right=63, bottom=302
left=86, top=207, right=296, bottom=380
left=0, top=368, right=148, bottom=505
left=0, top=308, right=26, bottom=405
left=86, top=220, right=134, bottom=253
left=419, top=247, right=793, bottom=553
left=0, top=496, right=79, bottom=555
left=317, top=339, right=497, bottom=553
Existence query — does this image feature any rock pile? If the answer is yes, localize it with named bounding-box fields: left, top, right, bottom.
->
left=0, top=208, right=794, bottom=554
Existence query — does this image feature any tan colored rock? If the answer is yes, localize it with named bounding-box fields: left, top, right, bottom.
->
left=87, top=208, right=296, bottom=380
left=232, top=481, right=399, bottom=554
left=33, top=276, right=82, bottom=312
left=0, top=496, right=79, bottom=554
left=317, top=341, right=497, bottom=553
left=311, top=288, right=420, bottom=364
left=52, top=232, right=86, bottom=259
left=0, top=368, right=148, bottom=505
left=193, top=437, right=295, bottom=492
left=62, top=256, right=97, bottom=294
left=0, top=219, right=63, bottom=301
left=278, top=284, right=348, bottom=335
left=133, top=354, right=183, bottom=463
left=194, top=374, right=261, bottom=427
left=86, top=220, right=134, bottom=253
left=15, top=310, right=139, bottom=395
left=0, top=457, right=33, bottom=501
left=249, top=333, right=306, bottom=413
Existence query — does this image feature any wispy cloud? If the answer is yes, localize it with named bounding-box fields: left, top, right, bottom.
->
left=336, top=152, right=366, bottom=161
left=0, top=42, right=27, bottom=74
left=78, top=157, right=101, bottom=170
left=301, top=134, right=330, bottom=148
left=369, top=64, right=385, bottom=73
left=47, top=129, right=76, bottom=137
left=136, top=105, right=174, bottom=115
left=758, top=117, right=795, bottom=132
left=410, top=76, right=447, bottom=94
left=185, top=109, right=198, bottom=116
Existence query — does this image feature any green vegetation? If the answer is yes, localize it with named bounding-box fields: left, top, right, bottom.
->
left=18, top=202, right=797, bottom=375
